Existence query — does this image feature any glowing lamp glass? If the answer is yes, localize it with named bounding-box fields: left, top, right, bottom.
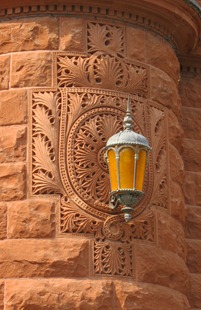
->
left=105, top=99, right=151, bottom=222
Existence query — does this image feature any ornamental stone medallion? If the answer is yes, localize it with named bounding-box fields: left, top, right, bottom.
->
left=30, top=21, right=169, bottom=277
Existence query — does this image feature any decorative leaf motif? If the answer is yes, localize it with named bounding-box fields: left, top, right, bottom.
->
left=149, top=106, right=168, bottom=208
left=69, top=113, right=122, bottom=205
left=57, top=54, right=148, bottom=97
left=32, top=92, right=64, bottom=195
left=60, top=198, right=101, bottom=234
left=131, top=211, right=155, bottom=242
left=94, top=241, right=132, bottom=276
left=57, top=56, right=91, bottom=87
left=87, top=22, right=124, bottom=56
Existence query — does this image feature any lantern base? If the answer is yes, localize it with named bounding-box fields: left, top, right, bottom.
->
left=109, top=189, right=144, bottom=222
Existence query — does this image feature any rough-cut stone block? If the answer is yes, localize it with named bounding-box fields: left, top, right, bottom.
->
left=7, top=198, right=56, bottom=238
left=145, top=32, right=180, bottom=83
left=0, top=125, right=26, bottom=163
left=179, top=76, right=201, bottom=108
left=0, top=90, right=27, bottom=126
left=168, top=110, right=183, bottom=152
left=0, top=281, right=3, bottom=310
left=0, top=17, right=59, bottom=54
left=0, top=202, right=7, bottom=240
left=5, top=279, right=113, bottom=310
left=150, top=67, right=181, bottom=116
left=195, top=173, right=201, bottom=206
left=60, top=17, right=85, bottom=51
left=157, top=211, right=186, bottom=260
left=185, top=205, right=201, bottom=239
left=0, top=163, right=26, bottom=201
left=169, top=144, right=184, bottom=185
left=11, top=52, right=52, bottom=87
left=126, top=27, right=145, bottom=61
left=183, top=138, right=201, bottom=172
left=5, top=279, right=190, bottom=310
left=184, top=171, right=196, bottom=205
left=0, top=238, right=89, bottom=278
left=181, top=107, right=201, bottom=140
left=188, top=274, right=201, bottom=308
left=114, top=281, right=190, bottom=310
left=170, top=181, right=185, bottom=223
left=0, top=55, right=10, bottom=90
left=135, top=243, right=189, bottom=294
left=184, top=172, right=201, bottom=206
left=187, top=240, right=201, bottom=273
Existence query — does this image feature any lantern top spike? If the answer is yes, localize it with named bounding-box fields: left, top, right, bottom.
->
left=123, top=97, right=133, bottom=130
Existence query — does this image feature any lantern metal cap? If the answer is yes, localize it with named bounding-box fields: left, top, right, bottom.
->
left=105, top=99, right=151, bottom=151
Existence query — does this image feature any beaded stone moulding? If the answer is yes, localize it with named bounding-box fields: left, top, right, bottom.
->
left=30, top=21, right=170, bottom=277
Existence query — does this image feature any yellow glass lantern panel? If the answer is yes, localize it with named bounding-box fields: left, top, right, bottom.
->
left=119, top=147, right=135, bottom=189
left=108, top=149, right=118, bottom=191
left=136, top=149, right=147, bottom=191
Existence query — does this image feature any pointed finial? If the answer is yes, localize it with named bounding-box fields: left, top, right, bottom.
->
left=123, top=96, right=133, bottom=130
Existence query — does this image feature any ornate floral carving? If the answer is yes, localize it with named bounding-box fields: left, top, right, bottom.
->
left=148, top=105, right=169, bottom=209
left=57, top=54, right=148, bottom=97
left=94, top=241, right=132, bottom=276
left=87, top=22, right=125, bottom=57
left=31, top=92, right=64, bottom=195
left=30, top=20, right=170, bottom=277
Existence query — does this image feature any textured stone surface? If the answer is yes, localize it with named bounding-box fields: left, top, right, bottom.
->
left=0, top=125, right=26, bottom=163
left=179, top=76, right=201, bottom=108
left=7, top=198, right=56, bottom=238
left=185, top=205, right=201, bottom=239
left=0, top=55, right=10, bottom=90
left=5, top=279, right=113, bottom=310
left=195, top=173, right=201, bottom=206
left=169, top=144, right=184, bottom=185
left=187, top=240, right=201, bottom=273
left=135, top=243, right=189, bottom=294
left=0, top=17, right=59, bottom=53
left=157, top=211, right=186, bottom=260
left=170, top=181, right=185, bottom=223
left=4, top=279, right=190, bottom=310
left=145, top=32, right=180, bottom=83
left=168, top=110, right=183, bottom=152
left=114, top=281, right=190, bottom=310
left=184, top=171, right=196, bottom=205
left=188, top=274, right=201, bottom=308
left=0, top=238, right=89, bottom=278
left=181, top=107, right=201, bottom=140
left=0, top=202, right=7, bottom=239
left=0, top=281, right=3, bottom=310
left=185, top=172, right=201, bottom=206
left=126, top=27, right=145, bottom=61
left=60, top=17, right=85, bottom=51
left=11, top=52, right=52, bottom=87
left=0, top=163, right=26, bottom=201
left=183, top=138, right=201, bottom=172
left=150, top=67, right=181, bottom=116
left=0, top=90, right=27, bottom=126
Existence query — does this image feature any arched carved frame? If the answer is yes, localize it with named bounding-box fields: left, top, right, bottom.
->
left=30, top=21, right=170, bottom=277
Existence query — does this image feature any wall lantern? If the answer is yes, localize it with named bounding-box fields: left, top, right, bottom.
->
left=105, top=99, right=151, bottom=222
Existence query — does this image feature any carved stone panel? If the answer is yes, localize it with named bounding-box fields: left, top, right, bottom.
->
left=30, top=21, right=170, bottom=277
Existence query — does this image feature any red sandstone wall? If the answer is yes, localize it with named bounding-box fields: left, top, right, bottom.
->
left=0, top=3, right=199, bottom=308
left=180, top=64, right=201, bottom=309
